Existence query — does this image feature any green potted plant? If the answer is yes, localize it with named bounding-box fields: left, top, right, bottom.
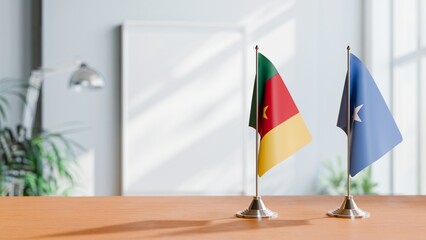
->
left=318, top=156, right=378, bottom=195
left=0, top=79, right=80, bottom=196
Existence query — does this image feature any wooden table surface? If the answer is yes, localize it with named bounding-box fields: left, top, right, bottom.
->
left=1, top=196, right=425, bottom=240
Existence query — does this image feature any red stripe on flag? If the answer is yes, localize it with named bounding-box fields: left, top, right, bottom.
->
left=259, top=74, right=299, bottom=137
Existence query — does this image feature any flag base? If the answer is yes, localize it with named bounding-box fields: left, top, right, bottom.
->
left=327, top=195, right=370, bottom=219
left=236, top=196, right=277, bottom=219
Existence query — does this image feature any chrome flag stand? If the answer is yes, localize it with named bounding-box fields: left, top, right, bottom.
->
left=236, top=196, right=277, bottom=218
left=327, top=46, right=369, bottom=219
left=236, top=45, right=277, bottom=219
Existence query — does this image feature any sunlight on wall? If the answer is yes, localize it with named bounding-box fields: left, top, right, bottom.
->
left=393, top=62, right=418, bottom=194
left=393, top=0, right=417, bottom=58
left=42, top=0, right=364, bottom=196
left=173, top=31, right=244, bottom=79
left=123, top=24, right=245, bottom=195
left=364, top=0, right=426, bottom=195
left=258, top=20, right=295, bottom=72
left=240, top=0, right=294, bottom=30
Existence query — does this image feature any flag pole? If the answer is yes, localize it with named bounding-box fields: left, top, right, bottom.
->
left=326, top=46, right=369, bottom=219
left=346, top=46, right=351, bottom=198
left=236, top=45, right=277, bottom=219
left=255, top=45, right=259, bottom=198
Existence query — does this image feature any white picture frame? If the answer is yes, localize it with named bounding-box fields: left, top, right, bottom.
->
left=121, top=21, right=249, bottom=195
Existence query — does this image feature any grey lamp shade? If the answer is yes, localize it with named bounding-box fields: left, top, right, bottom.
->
left=69, top=63, right=104, bottom=90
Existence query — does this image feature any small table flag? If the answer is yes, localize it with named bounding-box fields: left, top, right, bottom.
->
left=249, top=53, right=311, bottom=177
left=337, top=53, right=403, bottom=177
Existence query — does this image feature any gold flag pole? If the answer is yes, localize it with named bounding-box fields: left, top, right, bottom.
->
left=327, top=46, right=369, bottom=219
left=236, top=45, right=277, bottom=219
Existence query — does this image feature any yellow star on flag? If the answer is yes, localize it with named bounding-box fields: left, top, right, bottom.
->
left=263, top=105, right=269, bottom=119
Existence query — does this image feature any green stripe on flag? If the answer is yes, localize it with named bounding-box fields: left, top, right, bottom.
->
left=249, top=53, right=279, bottom=127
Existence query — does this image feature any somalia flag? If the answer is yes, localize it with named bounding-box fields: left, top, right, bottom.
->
left=337, top=53, right=403, bottom=177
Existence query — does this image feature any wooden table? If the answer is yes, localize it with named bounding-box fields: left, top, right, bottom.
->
left=1, top=196, right=425, bottom=239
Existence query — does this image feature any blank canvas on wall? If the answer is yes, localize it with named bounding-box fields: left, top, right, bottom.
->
left=121, top=21, right=248, bottom=195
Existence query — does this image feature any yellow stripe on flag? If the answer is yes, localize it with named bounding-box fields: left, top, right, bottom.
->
left=258, top=113, right=312, bottom=177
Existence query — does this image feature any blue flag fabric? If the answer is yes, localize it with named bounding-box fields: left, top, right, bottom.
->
left=337, top=53, right=403, bottom=176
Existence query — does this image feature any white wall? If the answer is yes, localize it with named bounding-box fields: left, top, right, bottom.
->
left=0, top=0, right=32, bottom=127
left=365, top=0, right=426, bottom=195
left=42, top=0, right=363, bottom=195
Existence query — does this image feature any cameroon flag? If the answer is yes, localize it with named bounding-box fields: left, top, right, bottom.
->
left=249, top=53, right=311, bottom=177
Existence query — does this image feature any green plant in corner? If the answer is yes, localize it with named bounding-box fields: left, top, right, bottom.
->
left=318, top=156, right=378, bottom=195
left=0, top=78, right=81, bottom=196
